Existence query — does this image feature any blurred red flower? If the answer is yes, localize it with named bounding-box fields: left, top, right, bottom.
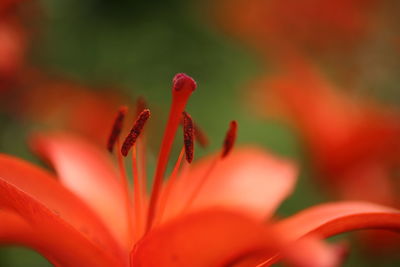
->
left=0, top=1, right=28, bottom=90
left=5, top=69, right=131, bottom=145
left=252, top=58, right=400, bottom=255
left=215, top=0, right=378, bottom=57
left=254, top=59, right=400, bottom=205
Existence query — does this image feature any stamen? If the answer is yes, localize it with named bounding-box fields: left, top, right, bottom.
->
left=183, top=111, right=194, bottom=163
left=131, top=145, right=144, bottom=241
left=182, top=120, right=239, bottom=212
left=179, top=117, right=208, bottom=148
left=121, top=109, right=151, bottom=157
left=156, top=147, right=185, bottom=225
left=193, top=122, right=209, bottom=148
left=135, top=97, right=149, bottom=197
left=115, top=138, right=134, bottom=247
left=182, top=157, right=218, bottom=213
left=146, top=73, right=197, bottom=232
left=107, top=106, right=128, bottom=153
left=137, top=137, right=147, bottom=198
left=221, top=120, right=238, bottom=158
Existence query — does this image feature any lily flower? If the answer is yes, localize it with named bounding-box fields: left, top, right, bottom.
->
left=253, top=60, right=400, bottom=204
left=252, top=60, right=400, bottom=256
left=8, top=69, right=130, bottom=145
left=214, top=0, right=378, bottom=58
left=1, top=73, right=400, bottom=267
left=0, top=0, right=28, bottom=91
left=213, top=0, right=397, bottom=86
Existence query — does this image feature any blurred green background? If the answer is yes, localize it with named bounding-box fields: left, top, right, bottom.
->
left=0, top=0, right=399, bottom=266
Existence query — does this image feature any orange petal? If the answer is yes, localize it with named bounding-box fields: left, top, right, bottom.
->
left=0, top=209, right=33, bottom=245
left=131, top=208, right=279, bottom=267
left=30, top=132, right=130, bottom=248
left=229, top=237, right=348, bottom=267
left=0, top=154, right=124, bottom=266
left=274, top=201, right=400, bottom=240
left=281, top=237, right=348, bottom=267
left=0, top=210, right=65, bottom=266
left=165, top=147, right=297, bottom=222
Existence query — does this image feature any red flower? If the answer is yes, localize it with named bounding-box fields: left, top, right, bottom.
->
left=0, top=1, right=28, bottom=90
left=253, top=60, right=400, bottom=204
left=252, top=59, right=400, bottom=255
left=8, top=69, right=130, bottom=145
left=1, top=73, right=400, bottom=267
left=215, top=0, right=378, bottom=57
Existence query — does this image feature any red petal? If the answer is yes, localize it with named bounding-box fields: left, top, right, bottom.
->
left=0, top=210, right=67, bottom=265
left=0, top=154, right=124, bottom=266
left=281, top=237, right=348, bottom=267
left=131, top=209, right=278, bottom=267
left=274, top=201, right=400, bottom=240
left=257, top=62, right=400, bottom=200
left=30, top=132, right=130, bottom=247
left=164, top=147, right=297, bottom=222
left=0, top=210, right=33, bottom=245
left=227, top=236, right=348, bottom=267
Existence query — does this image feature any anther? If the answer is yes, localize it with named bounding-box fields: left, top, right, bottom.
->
left=183, top=111, right=194, bottom=163
left=193, top=122, right=209, bottom=148
left=181, top=121, right=238, bottom=213
left=179, top=117, right=208, bottom=148
left=107, top=106, right=128, bottom=153
left=221, top=120, right=238, bottom=158
left=121, top=109, right=150, bottom=157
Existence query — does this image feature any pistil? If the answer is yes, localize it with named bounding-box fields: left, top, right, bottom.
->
left=146, top=73, right=197, bottom=233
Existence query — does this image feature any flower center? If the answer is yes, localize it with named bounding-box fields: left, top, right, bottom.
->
left=106, top=73, right=238, bottom=244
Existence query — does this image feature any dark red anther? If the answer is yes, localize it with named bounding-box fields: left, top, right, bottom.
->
left=179, top=117, right=208, bottom=148
left=172, top=73, right=197, bottom=93
left=107, top=106, right=128, bottom=153
left=193, top=122, right=209, bottom=148
left=183, top=111, right=194, bottom=163
left=121, top=109, right=151, bottom=157
left=221, top=120, right=238, bottom=158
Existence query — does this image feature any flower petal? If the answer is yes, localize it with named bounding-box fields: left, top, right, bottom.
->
left=0, top=209, right=33, bottom=245
left=164, top=147, right=297, bottom=222
left=228, top=236, right=348, bottom=267
left=0, top=154, right=124, bottom=266
left=131, top=208, right=279, bottom=267
left=30, top=132, right=129, bottom=247
left=0, top=210, right=64, bottom=266
left=281, top=237, right=348, bottom=267
left=274, top=201, right=400, bottom=240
